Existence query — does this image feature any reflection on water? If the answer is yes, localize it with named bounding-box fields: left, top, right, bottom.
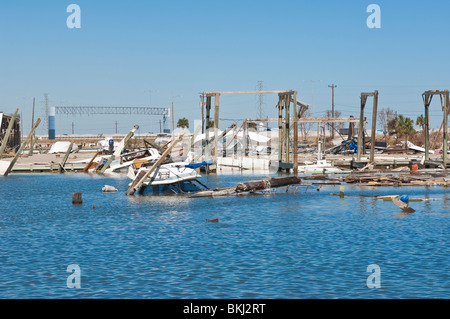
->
left=0, top=173, right=449, bottom=298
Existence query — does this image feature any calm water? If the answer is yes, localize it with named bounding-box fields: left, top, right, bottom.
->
left=0, top=172, right=448, bottom=299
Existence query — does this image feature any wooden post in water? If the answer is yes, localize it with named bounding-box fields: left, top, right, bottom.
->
left=0, top=108, right=19, bottom=159
left=370, top=90, right=379, bottom=164
left=422, top=93, right=432, bottom=161
left=444, top=90, right=449, bottom=167
left=4, top=118, right=41, bottom=176
left=357, top=96, right=366, bottom=161
left=213, top=93, right=220, bottom=167
left=204, top=96, right=211, bottom=163
left=285, top=94, right=290, bottom=165
left=126, top=132, right=185, bottom=196
left=277, top=95, right=283, bottom=165
left=293, top=91, right=298, bottom=175
left=72, top=192, right=83, bottom=205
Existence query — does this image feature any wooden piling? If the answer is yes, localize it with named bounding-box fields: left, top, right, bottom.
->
left=0, top=108, right=19, bottom=159
left=72, top=192, right=83, bottom=205
left=293, top=91, right=298, bottom=175
left=370, top=90, right=379, bottom=164
left=444, top=90, right=449, bottom=167
left=357, top=95, right=367, bottom=161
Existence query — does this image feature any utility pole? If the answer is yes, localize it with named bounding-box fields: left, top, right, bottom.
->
left=115, top=120, right=118, bottom=134
left=72, top=122, right=74, bottom=135
left=328, top=84, right=337, bottom=139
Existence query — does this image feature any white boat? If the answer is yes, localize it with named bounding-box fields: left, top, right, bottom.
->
left=127, top=161, right=210, bottom=194
left=298, top=159, right=344, bottom=174
left=103, top=149, right=161, bottom=174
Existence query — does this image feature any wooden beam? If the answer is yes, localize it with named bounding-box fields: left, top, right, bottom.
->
left=4, top=118, right=41, bottom=176
left=369, top=90, right=379, bottom=163
left=0, top=109, right=19, bottom=158
left=59, top=142, right=73, bottom=173
left=213, top=93, right=220, bottom=166
left=293, top=91, right=298, bottom=175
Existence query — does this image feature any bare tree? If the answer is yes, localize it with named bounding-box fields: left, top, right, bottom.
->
left=378, top=108, right=397, bottom=143
left=299, top=109, right=314, bottom=141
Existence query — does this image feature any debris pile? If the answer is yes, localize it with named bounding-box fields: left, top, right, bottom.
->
left=343, top=173, right=450, bottom=186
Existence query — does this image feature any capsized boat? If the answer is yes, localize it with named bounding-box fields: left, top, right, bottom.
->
left=126, top=160, right=212, bottom=194
left=298, top=159, right=345, bottom=174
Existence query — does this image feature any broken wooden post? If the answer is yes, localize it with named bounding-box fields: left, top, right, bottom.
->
left=370, top=90, right=379, bottom=164
left=293, top=91, right=298, bottom=175
left=126, top=131, right=185, bottom=196
left=59, top=142, right=73, bottom=173
left=422, top=92, right=432, bottom=161
left=278, top=95, right=283, bottom=166
left=72, top=192, right=82, bottom=205
left=357, top=94, right=368, bottom=161
left=285, top=94, right=290, bottom=165
left=4, top=118, right=41, bottom=176
left=83, top=151, right=100, bottom=173
left=213, top=93, right=220, bottom=167
left=0, top=108, right=19, bottom=159
left=444, top=90, right=449, bottom=167
left=204, top=96, right=211, bottom=162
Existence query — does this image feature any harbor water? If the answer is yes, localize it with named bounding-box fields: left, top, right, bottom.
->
left=0, top=173, right=448, bottom=298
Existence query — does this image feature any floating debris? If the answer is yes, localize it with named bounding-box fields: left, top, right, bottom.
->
left=102, top=185, right=118, bottom=193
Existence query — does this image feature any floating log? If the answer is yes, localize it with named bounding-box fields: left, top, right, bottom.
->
left=235, top=176, right=302, bottom=193
left=191, top=176, right=302, bottom=198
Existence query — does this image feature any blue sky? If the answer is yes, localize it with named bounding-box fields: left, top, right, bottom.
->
left=1, top=0, right=450, bottom=135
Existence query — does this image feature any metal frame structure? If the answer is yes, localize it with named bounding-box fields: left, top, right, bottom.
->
left=50, top=106, right=170, bottom=139
left=54, top=106, right=169, bottom=116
